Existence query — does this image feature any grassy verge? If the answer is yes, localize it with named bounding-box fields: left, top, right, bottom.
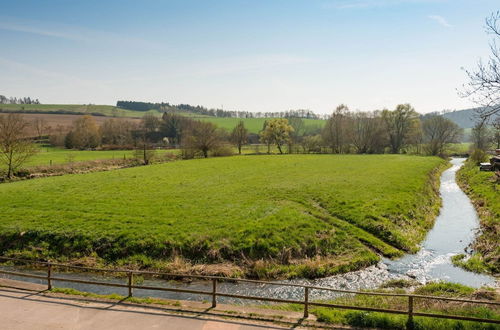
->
left=456, top=159, right=499, bottom=275
left=0, top=155, right=446, bottom=279
left=264, top=282, right=499, bottom=329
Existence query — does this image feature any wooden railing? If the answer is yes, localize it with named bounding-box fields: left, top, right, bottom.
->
left=0, top=256, right=498, bottom=327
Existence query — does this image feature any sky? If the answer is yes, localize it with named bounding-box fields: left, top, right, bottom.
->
left=0, top=0, right=499, bottom=115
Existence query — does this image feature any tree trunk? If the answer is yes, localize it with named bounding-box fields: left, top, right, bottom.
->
left=277, top=144, right=283, bottom=154
left=238, top=145, right=241, bottom=154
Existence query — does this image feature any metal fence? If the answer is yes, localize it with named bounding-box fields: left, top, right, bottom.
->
left=0, top=256, right=498, bottom=326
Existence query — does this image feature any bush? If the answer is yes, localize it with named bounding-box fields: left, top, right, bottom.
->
left=211, top=145, right=234, bottom=157
left=469, top=148, right=489, bottom=164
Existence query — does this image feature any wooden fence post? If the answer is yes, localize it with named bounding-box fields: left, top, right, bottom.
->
left=212, top=278, right=217, bottom=308
left=47, top=262, right=52, bottom=290
left=304, top=286, right=309, bottom=318
left=127, top=272, right=133, bottom=297
left=407, top=295, right=414, bottom=330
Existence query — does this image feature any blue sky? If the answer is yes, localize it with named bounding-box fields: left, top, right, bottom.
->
left=0, top=0, right=498, bottom=114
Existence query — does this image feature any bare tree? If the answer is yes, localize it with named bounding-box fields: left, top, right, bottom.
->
left=462, top=11, right=500, bottom=121
left=422, top=115, right=462, bottom=155
left=65, top=115, right=101, bottom=149
left=349, top=111, right=386, bottom=154
left=230, top=121, right=248, bottom=154
left=492, top=116, right=500, bottom=149
left=182, top=121, right=223, bottom=158
left=32, top=118, right=50, bottom=143
left=471, top=120, right=492, bottom=151
left=0, top=114, right=37, bottom=178
left=322, top=104, right=350, bottom=153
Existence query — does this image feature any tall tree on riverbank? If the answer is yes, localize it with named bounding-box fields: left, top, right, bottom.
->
left=422, top=115, right=463, bottom=155
left=382, top=104, right=419, bottom=153
left=0, top=114, right=37, bottom=178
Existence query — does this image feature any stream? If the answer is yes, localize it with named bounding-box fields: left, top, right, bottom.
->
left=1, top=158, right=497, bottom=304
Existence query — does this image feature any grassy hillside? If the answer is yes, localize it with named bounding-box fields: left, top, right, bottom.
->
left=0, top=103, right=163, bottom=118
left=0, top=104, right=324, bottom=133
left=456, top=161, right=499, bottom=274
left=191, top=116, right=325, bottom=133
left=0, top=155, right=445, bottom=278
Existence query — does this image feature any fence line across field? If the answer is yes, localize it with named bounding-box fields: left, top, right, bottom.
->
left=0, top=256, right=498, bottom=326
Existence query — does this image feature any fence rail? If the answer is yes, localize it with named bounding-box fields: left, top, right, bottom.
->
left=0, top=256, right=498, bottom=327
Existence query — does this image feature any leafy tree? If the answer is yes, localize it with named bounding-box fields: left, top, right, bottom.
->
left=0, top=114, right=37, bottom=178
left=230, top=121, right=248, bottom=154
left=259, top=118, right=294, bottom=154
left=382, top=104, right=419, bottom=154
left=422, top=115, right=462, bottom=155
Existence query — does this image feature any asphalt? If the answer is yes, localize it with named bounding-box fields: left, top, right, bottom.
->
left=0, top=284, right=294, bottom=330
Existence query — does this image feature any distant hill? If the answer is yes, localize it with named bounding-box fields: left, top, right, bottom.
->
left=440, top=107, right=499, bottom=129
left=441, top=108, right=479, bottom=129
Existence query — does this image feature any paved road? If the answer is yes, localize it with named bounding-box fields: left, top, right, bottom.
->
left=0, top=286, right=287, bottom=330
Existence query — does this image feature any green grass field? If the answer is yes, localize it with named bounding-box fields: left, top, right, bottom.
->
left=0, top=155, right=445, bottom=278
left=24, top=147, right=178, bottom=167
left=195, top=116, right=325, bottom=134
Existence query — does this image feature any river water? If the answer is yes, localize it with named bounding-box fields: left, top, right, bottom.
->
left=1, top=158, right=497, bottom=303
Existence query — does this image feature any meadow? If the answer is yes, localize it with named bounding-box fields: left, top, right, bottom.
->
left=24, top=147, right=177, bottom=167
left=194, top=116, right=325, bottom=134
left=0, top=154, right=446, bottom=278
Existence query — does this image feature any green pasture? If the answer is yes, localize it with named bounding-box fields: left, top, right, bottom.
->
left=0, top=154, right=445, bottom=278
left=24, top=147, right=178, bottom=167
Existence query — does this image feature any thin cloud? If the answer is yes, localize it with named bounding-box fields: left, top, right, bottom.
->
left=428, top=15, right=452, bottom=28
left=0, top=17, right=162, bottom=49
left=324, top=0, right=445, bottom=10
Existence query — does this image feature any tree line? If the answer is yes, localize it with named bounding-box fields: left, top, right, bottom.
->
left=56, top=103, right=468, bottom=156
left=0, top=95, right=40, bottom=105
left=3, top=103, right=500, bottom=179
left=116, top=100, right=321, bottom=119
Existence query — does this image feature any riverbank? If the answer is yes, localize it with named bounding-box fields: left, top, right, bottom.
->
left=456, top=159, right=499, bottom=275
